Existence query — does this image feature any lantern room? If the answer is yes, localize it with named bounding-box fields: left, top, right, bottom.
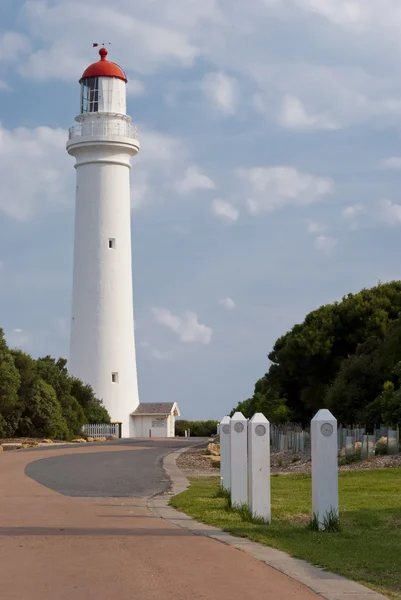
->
left=79, top=48, right=128, bottom=116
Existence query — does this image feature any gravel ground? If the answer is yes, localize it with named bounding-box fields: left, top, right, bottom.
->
left=177, top=444, right=401, bottom=477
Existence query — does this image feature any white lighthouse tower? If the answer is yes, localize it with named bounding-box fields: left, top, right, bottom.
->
left=66, top=47, right=140, bottom=437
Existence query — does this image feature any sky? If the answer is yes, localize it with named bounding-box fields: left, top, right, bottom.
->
left=1, top=0, right=401, bottom=420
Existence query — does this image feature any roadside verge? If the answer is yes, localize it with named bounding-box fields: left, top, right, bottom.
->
left=148, top=447, right=388, bottom=600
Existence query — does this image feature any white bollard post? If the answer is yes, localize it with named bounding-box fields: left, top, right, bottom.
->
left=248, top=413, right=271, bottom=523
left=230, top=412, right=248, bottom=507
left=311, top=409, right=339, bottom=530
left=219, top=416, right=231, bottom=491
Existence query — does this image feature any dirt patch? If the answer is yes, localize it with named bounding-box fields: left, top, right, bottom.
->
left=177, top=444, right=401, bottom=478
left=176, top=446, right=218, bottom=477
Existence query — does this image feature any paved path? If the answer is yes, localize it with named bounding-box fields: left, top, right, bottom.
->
left=0, top=440, right=319, bottom=600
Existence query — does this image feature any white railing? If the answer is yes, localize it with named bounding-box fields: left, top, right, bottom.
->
left=82, top=423, right=120, bottom=438
left=69, top=121, right=138, bottom=140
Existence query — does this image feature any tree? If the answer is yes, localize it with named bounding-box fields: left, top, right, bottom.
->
left=234, top=281, right=401, bottom=425
left=58, top=394, right=87, bottom=436
left=366, top=380, right=401, bottom=426
left=231, top=377, right=290, bottom=423
left=36, top=356, right=72, bottom=399
left=70, top=378, right=110, bottom=424
left=325, top=337, right=386, bottom=424
left=1, top=342, right=110, bottom=439
left=266, top=281, right=401, bottom=422
left=23, top=379, right=70, bottom=439
left=36, top=356, right=109, bottom=427
left=175, top=420, right=218, bottom=437
left=0, top=329, right=21, bottom=436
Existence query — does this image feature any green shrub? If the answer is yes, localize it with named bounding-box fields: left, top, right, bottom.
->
left=175, top=420, right=218, bottom=437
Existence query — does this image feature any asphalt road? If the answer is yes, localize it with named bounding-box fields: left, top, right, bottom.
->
left=24, top=438, right=203, bottom=498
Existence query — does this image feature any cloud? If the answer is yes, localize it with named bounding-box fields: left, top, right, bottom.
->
left=151, top=349, right=173, bottom=361
left=170, top=225, right=191, bottom=235
left=201, top=72, right=239, bottom=115
left=140, top=340, right=172, bottom=360
left=175, top=166, right=216, bottom=194
left=380, top=157, right=401, bottom=170
left=11, top=0, right=401, bottom=133
left=130, top=127, right=187, bottom=209
left=0, top=122, right=190, bottom=218
left=378, top=199, right=401, bottom=226
left=288, top=0, right=395, bottom=31
left=5, top=328, right=30, bottom=350
left=151, top=307, right=213, bottom=344
left=211, top=198, right=239, bottom=223
left=0, top=124, right=71, bottom=221
left=18, top=0, right=203, bottom=81
left=342, top=204, right=364, bottom=219
left=314, top=235, right=338, bottom=255
left=0, top=260, right=4, bottom=270
left=307, top=220, right=326, bottom=234
left=126, top=79, right=145, bottom=97
left=237, top=166, right=333, bottom=215
left=290, top=0, right=365, bottom=28
left=219, top=297, right=235, bottom=310
left=278, top=94, right=339, bottom=131
left=0, top=31, right=31, bottom=63
left=0, top=81, right=12, bottom=92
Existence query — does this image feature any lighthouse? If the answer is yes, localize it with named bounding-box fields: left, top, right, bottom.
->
left=66, top=47, right=140, bottom=437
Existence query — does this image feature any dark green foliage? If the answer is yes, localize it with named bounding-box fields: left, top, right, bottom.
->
left=70, top=378, right=110, bottom=424
left=325, top=337, right=386, bottom=424
left=231, top=377, right=290, bottom=423
left=366, top=380, right=401, bottom=427
left=175, top=420, right=218, bottom=437
left=59, top=394, right=87, bottom=436
left=36, top=356, right=72, bottom=399
left=23, top=379, right=70, bottom=439
left=0, top=414, right=7, bottom=437
left=0, top=335, right=110, bottom=440
left=236, top=281, right=401, bottom=425
left=0, top=330, right=21, bottom=436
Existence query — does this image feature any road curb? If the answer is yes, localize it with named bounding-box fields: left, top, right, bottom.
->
left=148, top=448, right=388, bottom=600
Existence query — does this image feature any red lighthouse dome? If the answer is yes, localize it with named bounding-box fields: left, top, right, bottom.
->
left=79, top=48, right=128, bottom=83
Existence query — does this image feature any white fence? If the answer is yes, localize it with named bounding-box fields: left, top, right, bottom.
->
left=338, top=425, right=400, bottom=459
left=270, top=423, right=309, bottom=452
left=270, top=423, right=401, bottom=459
left=82, top=424, right=120, bottom=438
left=269, top=423, right=400, bottom=459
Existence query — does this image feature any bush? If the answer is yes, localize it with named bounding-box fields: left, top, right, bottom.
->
left=25, top=379, right=70, bottom=439
left=59, top=394, right=87, bottom=436
left=70, top=378, right=110, bottom=424
left=0, top=330, right=21, bottom=435
left=175, top=420, right=219, bottom=437
left=1, top=335, right=111, bottom=440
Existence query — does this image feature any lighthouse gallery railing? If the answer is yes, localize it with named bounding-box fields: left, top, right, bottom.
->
left=68, top=121, right=138, bottom=140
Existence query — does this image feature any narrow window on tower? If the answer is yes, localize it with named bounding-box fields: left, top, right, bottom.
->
left=108, top=238, right=116, bottom=249
left=111, top=372, right=119, bottom=383
left=81, top=77, right=99, bottom=114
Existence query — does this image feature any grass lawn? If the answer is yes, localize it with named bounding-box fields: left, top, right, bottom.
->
left=171, top=470, right=401, bottom=599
